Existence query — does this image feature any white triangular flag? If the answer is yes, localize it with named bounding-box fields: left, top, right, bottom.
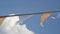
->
left=19, top=15, right=33, bottom=24
left=57, top=13, right=60, bottom=18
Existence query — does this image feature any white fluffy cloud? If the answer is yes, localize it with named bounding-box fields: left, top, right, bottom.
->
left=0, top=14, right=35, bottom=34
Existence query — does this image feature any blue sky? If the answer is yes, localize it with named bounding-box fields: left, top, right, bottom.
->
left=0, top=0, right=60, bottom=34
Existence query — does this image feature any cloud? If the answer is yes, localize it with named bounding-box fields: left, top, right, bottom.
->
left=0, top=14, right=35, bottom=34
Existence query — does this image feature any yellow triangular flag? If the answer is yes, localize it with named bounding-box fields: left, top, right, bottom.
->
left=40, top=13, right=52, bottom=27
left=0, top=17, right=5, bottom=25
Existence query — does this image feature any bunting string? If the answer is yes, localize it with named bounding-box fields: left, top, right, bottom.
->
left=0, top=10, right=60, bottom=18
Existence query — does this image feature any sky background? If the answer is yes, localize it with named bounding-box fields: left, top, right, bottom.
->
left=0, top=0, right=60, bottom=34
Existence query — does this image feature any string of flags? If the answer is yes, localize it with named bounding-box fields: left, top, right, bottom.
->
left=0, top=10, right=60, bottom=26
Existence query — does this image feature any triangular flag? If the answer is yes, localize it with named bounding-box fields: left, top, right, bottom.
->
left=40, top=13, right=52, bottom=27
left=19, top=15, right=33, bottom=24
left=20, top=15, right=33, bottom=21
left=57, top=13, right=60, bottom=18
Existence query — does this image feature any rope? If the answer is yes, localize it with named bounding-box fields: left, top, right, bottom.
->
left=0, top=10, right=60, bottom=18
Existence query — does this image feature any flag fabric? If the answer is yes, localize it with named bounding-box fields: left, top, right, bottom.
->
left=57, top=13, right=60, bottom=18
left=40, top=13, right=52, bottom=27
left=51, top=13, right=60, bottom=19
left=19, top=15, right=33, bottom=23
